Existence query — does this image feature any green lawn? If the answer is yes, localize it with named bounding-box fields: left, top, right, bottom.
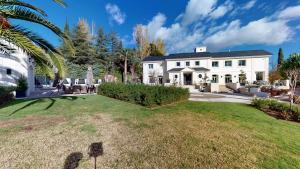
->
left=0, top=95, right=300, bottom=168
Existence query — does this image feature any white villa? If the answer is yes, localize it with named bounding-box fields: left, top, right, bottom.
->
left=142, top=47, right=272, bottom=92
left=0, top=39, right=35, bottom=96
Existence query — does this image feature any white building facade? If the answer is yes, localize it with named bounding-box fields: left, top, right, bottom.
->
left=0, top=39, right=35, bottom=96
left=142, top=47, right=271, bottom=92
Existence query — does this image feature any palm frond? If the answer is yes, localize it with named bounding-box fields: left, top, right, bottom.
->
left=52, top=0, right=67, bottom=7
left=0, top=0, right=47, bottom=16
left=49, top=52, right=65, bottom=78
left=0, top=26, right=52, bottom=64
left=10, top=25, right=60, bottom=54
left=35, top=59, right=55, bottom=79
left=1, top=7, right=67, bottom=40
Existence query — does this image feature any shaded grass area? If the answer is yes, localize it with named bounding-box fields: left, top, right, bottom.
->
left=0, top=95, right=300, bottom=168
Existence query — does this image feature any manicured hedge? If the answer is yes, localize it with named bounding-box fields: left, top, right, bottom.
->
left=0, top=86, right=15, bottom=106
left=252, top=98, right=300, bottom=122
left=97, top=83, right=189, bottom=107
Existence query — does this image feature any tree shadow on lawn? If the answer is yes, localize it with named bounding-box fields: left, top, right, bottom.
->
left=63, top=152, right=83, bottom=169
left=3, top=96, right=83, bottom=117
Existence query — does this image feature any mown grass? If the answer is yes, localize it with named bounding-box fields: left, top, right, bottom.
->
left=0, top=95, right=300, bottom=168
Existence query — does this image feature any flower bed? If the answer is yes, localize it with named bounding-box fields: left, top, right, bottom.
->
left=97, top=83, right=189, bottom=107
left=252, top=98, right=300, bottom=122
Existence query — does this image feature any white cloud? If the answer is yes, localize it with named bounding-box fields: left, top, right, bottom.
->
left=140, top=13, right=203, bottom=52
left=242, top=0, right=257, bottom=10
left=105, top=3, right=126, bottom=25
left=134, top=1, right=298, bottom=53
left=210, top=0, right=234, bottom=19
left=278, top=5, right=300, bottom=19
left=181, top=0, right=217, bottom=25
left=203, top=18, right=292, bottom=50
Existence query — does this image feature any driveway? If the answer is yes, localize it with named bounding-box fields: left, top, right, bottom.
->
left=189, top=92, right=253, bottom=104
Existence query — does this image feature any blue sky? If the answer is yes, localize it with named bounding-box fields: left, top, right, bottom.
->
left=16, top=0, right=300, bottom=65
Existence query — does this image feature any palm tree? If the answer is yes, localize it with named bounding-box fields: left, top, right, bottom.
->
left=0, top=0, right=72, bottom=78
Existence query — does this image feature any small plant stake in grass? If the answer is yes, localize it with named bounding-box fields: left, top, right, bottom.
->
left=88, top=142, right=103, bottom=169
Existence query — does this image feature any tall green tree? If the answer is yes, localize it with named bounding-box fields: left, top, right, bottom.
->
left=71, top=19, right=96, bottom=65
left=278, top=48, right=284, bottom=66
left=95, top=27, right=108, bottom=61
left=280, top=53, right=300, bottom=110
left=0, top=0, right=71, bottom=78
left=104, top=32, right=122, bottom=73
left=59, top=19, right=74, bottom=60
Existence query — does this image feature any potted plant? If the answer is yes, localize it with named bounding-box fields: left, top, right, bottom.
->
left=16, top=76, right=28, bottom=98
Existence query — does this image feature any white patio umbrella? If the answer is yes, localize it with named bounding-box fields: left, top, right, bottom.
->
left=86, top=65, right=94, bottom=87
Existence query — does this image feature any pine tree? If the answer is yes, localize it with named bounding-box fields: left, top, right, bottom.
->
left=278, top=48, right=284, bottom=66
left=71, top=19, right=96, bottom=65
left=59, top=19, right=74, bottom=60
left=95, top=27, right=108, bottom=60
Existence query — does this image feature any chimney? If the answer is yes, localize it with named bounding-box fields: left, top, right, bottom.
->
left=194, top=46, right=207, bottom=53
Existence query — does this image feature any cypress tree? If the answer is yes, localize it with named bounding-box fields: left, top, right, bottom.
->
left=278, top=48, right=284, bottom=66
left=59, top=19, right=74, bottom=60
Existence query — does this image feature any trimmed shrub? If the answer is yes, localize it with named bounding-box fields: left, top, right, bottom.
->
left=0, top=86, right=15, bottom=106
left=97, top=83, right=189, bottom=107
left=252, top=98, right=300, bottom=122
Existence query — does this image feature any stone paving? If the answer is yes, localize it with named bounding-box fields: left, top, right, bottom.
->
left=189, top=92, right=253, bottom=104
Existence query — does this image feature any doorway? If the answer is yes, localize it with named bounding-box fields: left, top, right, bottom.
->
left=184, top=73, right=192, bottom=85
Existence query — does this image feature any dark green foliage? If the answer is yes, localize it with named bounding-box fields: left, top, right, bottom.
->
left=0, top=86, right=15, bottom=106
left=16, top=76, right=28, bottom=92
left=278, top=48, right=284, bottom=66
left=252, top=99, right=300, bottom=122
left=95, top=27, right=108, bottom=61
left=70, top=20, right=96, bottom=65
left=97, top=83, right=189, bottom=107
left=66, top=63, right=105, bottom=79
left=59, top=19, right=74, bottom=61
left=149, top=43, right=164, bottom=56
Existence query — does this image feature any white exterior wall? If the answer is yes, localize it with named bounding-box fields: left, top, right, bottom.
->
left=143, top=55, right=270, bottom=87
left=0, top=40, right=35, bottom=96
left=143, top=61, right=164, bottom=84
left=209, top=56, right=269, bottom=85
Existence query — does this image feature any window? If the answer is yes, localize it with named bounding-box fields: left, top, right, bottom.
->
left=186, top=61, right=190, bottom=66
left=176, top=62, right=181, bottom=67
left=256, top=72, right=264, bottom=81
left=238, top=60, right=246, bottom=66
left=212, top=61, right=219, bottom=67
left=239, top=74, right=246, bottom=84
left=195, top=61, right=200, bottom=66
left=6, top=69, right=11, bottom=75
left=149, top=76, right=155, bottom=83
left=225, top=74, right=232, bottom=83
left=225, top=61, right=232, bottom=67
left=148, top=64, right=153, bottom=69
left=78, top=79, right=85, bottom=84
left=212, top=75, right=219, bottom=83
left=174, top=75, right=178, bottom=79
left=158, top=76, right=163, bottom=84
left=198, top=74, right=202, bottom=78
